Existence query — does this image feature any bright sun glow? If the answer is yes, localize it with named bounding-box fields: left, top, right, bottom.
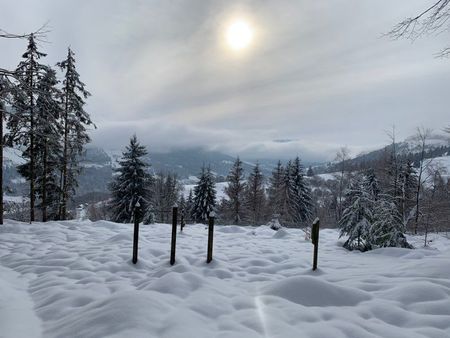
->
left=226, top=20, right=253, bottom=51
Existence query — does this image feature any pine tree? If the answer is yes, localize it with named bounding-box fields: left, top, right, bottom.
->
left=224, top=157, right=246, bottom=224
left=398, top=160, right=417, bottom=224
left=164, top=173, right=180, bottom=212
left=31, top=67, right=62, bottom=221
left=244, top=163, right=266, bottom=225
left=363, top=168, right=380, bottom=201
left=57, top=47, right=94, bottom=220
left=287, top=157, right=313, bottom=225
left=192, top=166, right=216, bottom=223
left=109, top=135, right=153, bottom=223
left=306, top=166, right=314, bottom=177
left=0, top=76, right=9, bottom=224
left=7, top=34, right=48, bottom=221
left=370, top=196, right=412, bottom=249
left=339, top=174, right=374, bottom=251
left=268, top=160, right=285, bottom=217
left=281, top=161, right=293, bottom=224
left=186, top=189, right=194, bottom=220
left=152, top=172, right=180, bottom=222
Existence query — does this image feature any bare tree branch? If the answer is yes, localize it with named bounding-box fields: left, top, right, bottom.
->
left=387, top=0, right=450, bottom=57
left=0, top=22, right=50, bottom=42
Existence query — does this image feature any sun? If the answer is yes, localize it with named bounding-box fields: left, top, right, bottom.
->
left=226, top=20, right=253, bottom=51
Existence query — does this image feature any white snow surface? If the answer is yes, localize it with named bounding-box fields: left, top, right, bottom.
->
left=1, top=220, right=450, bottom=338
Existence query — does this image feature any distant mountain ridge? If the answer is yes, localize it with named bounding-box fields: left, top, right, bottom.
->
left=315, top=135, right=450, bottom=174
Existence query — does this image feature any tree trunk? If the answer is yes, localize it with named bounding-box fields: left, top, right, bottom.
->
left=42, top=139, right=47, bottom=222
left=0, top=106, right=3, bottom=225
left=60, top=84, right=69, bottom=220
left=29, top=57, right=35, bottom=223
left=414, top=146, right=425, bottom=235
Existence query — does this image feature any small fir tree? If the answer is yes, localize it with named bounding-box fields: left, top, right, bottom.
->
left=339, top=175, right=374, bottom=251
left=268, top=160, right=285, bottom=218
left=192, top=166, right=216, bottom=223
left=244, top=162, right=266, bottom=225
left=109, top=135, right=153, bottom=223
left=224, top=157, right=246, bottom=224
left=370, top=196, right=412, bottom=248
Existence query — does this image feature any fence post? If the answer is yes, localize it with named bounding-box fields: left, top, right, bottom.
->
left=170, top=205, right=178, bottom=265
left=207, top=211, right=215, bottom=263
left=311, top=217, right=320, bottom=271
left=132, top=202, right=141, bottom=264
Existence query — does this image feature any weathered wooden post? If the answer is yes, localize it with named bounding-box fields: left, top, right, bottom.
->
left=132, top=202, right=141, bottom=264
left=170, top=204, right=178, bottom=265
left=206, top=211, right=215, bottom=264
left=311, top=217, right=320, bottom=271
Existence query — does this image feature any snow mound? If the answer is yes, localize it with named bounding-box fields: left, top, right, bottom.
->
left=272, top=228, right=290, bottom=239
left=215, top=225, right=246, bottom=234
left=263, top=276, right=371, bottom=306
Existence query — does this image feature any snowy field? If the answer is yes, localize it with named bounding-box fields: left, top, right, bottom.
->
left=1, top=221, right=450, bottom=338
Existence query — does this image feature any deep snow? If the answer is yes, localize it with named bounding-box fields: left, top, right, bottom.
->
left=1, top=220, right=450, bottom=338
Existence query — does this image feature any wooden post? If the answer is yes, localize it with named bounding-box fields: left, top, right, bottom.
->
left=311, top=217, right=320, bottom=271
left=132, top=202, right=141, bottom=264
left=207, top=212, right=215, bottom=263
left=170, top=205, right=178, bottom=265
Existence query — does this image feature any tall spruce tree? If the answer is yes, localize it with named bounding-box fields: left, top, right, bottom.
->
left=192, top=166, right=216, bottom=223
left=186, top=189, right=194, bottom=220
left=7, top=34, right=48, bottom=221
left=287, top=157, right=313, bottom=225
left=268, top=160, right=285, bottom=217
left=224, top=157, right=246, bottom=224
left=57, top=47, right=94, bottom=220
left=109, top=135, right=153, bottom=223
left=0, top=75, right=13, bottom=224
left=398, top=160, right=418, bottom=224
left=22, top=67, right=62, bottom=221
left=244, top=163, right=266, bottom=225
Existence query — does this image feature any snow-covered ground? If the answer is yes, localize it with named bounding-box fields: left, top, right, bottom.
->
left=1, top=221, right=450, bottom=338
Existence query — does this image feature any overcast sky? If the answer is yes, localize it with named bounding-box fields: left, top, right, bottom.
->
left=1, top=0, right=449, bottom=162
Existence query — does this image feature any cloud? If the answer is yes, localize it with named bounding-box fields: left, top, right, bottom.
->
left=1, top=0, right=450, bottom=162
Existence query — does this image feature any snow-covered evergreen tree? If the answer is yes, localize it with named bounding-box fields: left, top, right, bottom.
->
left=109, top=135, right=153, bottom=223
left=339, top=174, right=374, bottom=251
left=363, top=168, right=380, bottom=201
left=7, top=34, right=48, bottom=221
left=32, top=67, right=62, bottom=221
left=370, top=196, right=412, bottom=248
left=244, top=163, right=266, bottom=225
left=192, top=166, right=216, bottom=223
left=186, top=189, right=194, bottom=220
left=398, top=160, right=417, bottom=223
left=268, top=160, right=285, bottom=217
left=57, top=47, right=94, bottom=220
left=224, top=157, right=246, bottom=224
left=287, top=157, right=313, bottom=225
left=152, top=172, right=181, bottom=223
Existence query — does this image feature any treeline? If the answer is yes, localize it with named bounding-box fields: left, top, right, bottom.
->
left=312, top=127, right=450, bottom=249
left=0, top=34, right=94, bottom=222
left=107, top=135, right=314, bottom=227
left=317, top=142, right=450, bottom=175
